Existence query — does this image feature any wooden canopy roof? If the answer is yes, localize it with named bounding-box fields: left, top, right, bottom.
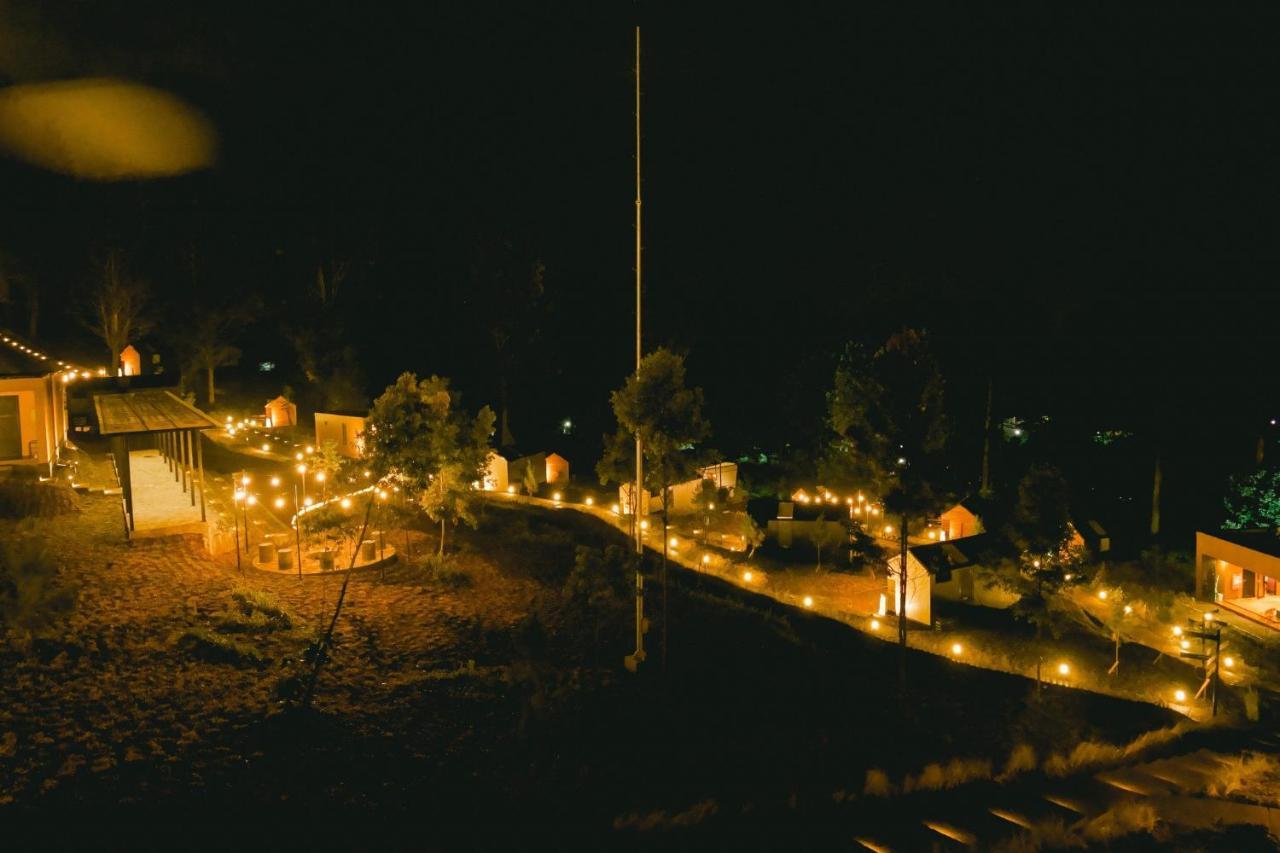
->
left=93, top=388, right=221, bottom=435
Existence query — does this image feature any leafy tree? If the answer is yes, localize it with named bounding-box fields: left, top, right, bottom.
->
left=0, top=249, right=39, bottom=340
left=827, top=329, right=950, bottom=653
left=420, top=463, right=478, bottom=556
left=812, top=512, right=845, bottom=572
left=311, top=439, right=346, bottom=501
left=981, top=465, right=1087, bottom=692
left=81, top=249, right=152, bottom=369
left=739, top=513, right=765, bottom=558
left=607, top=348, right=710, bottom=669
left=365, top=373, right=495, bottom=555
left=178, top=308, right=242, bottom=406
left=1223, top=467, right=1280, bottom=529
left=522, top=463, right=539, bottom=497
left=562, top=545, right=628, bottom=663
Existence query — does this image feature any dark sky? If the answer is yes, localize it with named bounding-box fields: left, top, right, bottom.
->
left=2, top=2, right=1279, bottom=525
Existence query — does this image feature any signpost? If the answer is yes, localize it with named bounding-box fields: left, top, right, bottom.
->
left=1179, top=611, right=1223, bottom=717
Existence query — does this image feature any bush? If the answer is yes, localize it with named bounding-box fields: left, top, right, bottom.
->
left=173, top=627, right=268, bottom=667
left=0, top=480, right=80, bottom=519
left=0, top=534, right=75, bottom=651
left=863, top=768, right=895, bottom=797
left=230, top=587, right=295, bottom=630
left=999, top=743, right=1037, bottom=781
left=420, top=554, right=472, bottom=589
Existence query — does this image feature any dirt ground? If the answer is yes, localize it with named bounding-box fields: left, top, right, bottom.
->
left=2, top=491, right=1188, bottom=842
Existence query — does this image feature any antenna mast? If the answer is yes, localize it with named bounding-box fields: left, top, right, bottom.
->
left=627, top=25, right=646, bottom=672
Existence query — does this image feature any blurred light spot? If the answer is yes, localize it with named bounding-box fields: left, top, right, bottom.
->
left=0, top=78, right=216, bottom=179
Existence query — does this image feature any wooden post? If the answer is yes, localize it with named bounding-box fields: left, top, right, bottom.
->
left=186, top=431, right=196, bottom=506
left=112, top=434, right=134, bottom=532
left=173, top=431, right=180, bottom=483
left=196, top=431, right=207, bottom=522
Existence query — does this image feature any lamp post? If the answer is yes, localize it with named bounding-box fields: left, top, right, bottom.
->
left=232, top=487, right=243, bottom=575
left=293, top=481, right=303, bottom=579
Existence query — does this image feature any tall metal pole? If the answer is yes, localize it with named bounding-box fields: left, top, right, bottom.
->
left=628, top=25, right=646, bottom=672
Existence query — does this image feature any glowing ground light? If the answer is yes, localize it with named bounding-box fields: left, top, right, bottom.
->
left=1224, top=656, right=1236, bottom=668
left=951, top=643, right=963, bottom=655
left=552, top=492, right=562, bottom=502
left=803, top=596, right=814, bottom=608
left=507, top=485, right=516, bottom=494
left=1098, top=590, right=1108, bottom=601
left=295, top=453, right=303, bottom=461
left=274, top=497, right=285, bottom=509
left=261, top=443, right=271, bottom=452
left=743, top=570, right=753, bottom=582
left=640, top=520, right=649, bottom=530
left=270, top=476, right=281, bottom=487
left=1058, top=662, right=1070, bottom=676
left=340, top=497, right=352, bottom=509
left=869, top=618, right=880, bottom=631
left=669, top=537, right=679, bottom=548
left=1204, top=612, right=1214, bottom=622
left=1180, top=639, right=1191, bottom=650
left=1173, top=626, right=1183, bottom=637
left=246, top=495, right=257, bottom=506
left=702, top=554, right=711, bottom=565
left=303, top=497, right=314, bottom=507
left=611, top=503, right=620, bottom=514
left=1175, top=689, right=1187, bottom=703
left=315, top=472, right=326, bottom=483
left=585, top=497, right=594, bottom=506
left=883, top=525, right=893, bottom=535
left=1123, top=605, right=1133, bottom=615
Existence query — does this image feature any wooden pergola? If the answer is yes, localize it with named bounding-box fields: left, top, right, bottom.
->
left=93, top=389, right=221, bottom=532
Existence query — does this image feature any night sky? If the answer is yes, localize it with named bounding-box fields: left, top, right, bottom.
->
left=1, top=2, right=1278, bottom=536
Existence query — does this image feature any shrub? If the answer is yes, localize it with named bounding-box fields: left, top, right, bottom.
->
left=1206, top=752, right=1280, bottom=802
left=1043, top=723, right=1188, bottom=777
left=863, top=768, right=895, bottom=797
left=173, top=627, right=268, bottom=667
left=0, top=480, right=80, bottom=519
left=904, top=757, right=992, bottom=792
left=999, top=743, right=1038, bottom=781
left=230, top=587, right=294, bottom=630
left=420, top=554, right=472, bottom=589
left=0, top=535, right=75, bottom=651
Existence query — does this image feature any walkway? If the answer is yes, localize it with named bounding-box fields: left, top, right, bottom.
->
left=128, top=448, right=204, bottom=534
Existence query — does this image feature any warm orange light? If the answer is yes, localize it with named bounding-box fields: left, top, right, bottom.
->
left=951, top=643, right=963, bottom=655
left=274, top=497, right=285, bottom=509
left=611, top=503, right=620, bottom=514
left=340, top=497, right=352, bottom=509
left=803, top=595, right=814, bottom=608
left=669, top=537, right=678, bottom=548
left=743, top=570, right=753, bottom=582
left=1058, top=662, right=1070, bottom=676
left=640, top=520, right=649, bottom=530
left=552, top=492, right=562, bottom=502
left=0, top=78, right=216, bottom=179
left=869, top=618, right=880, bottom=630
left=1174, top=689, right=1187, bottom=703
left=270, top=476, right=281, bottom=487
left=246, top=495, right=257, bottom=506
left=585, top=497, right=594, bottom=506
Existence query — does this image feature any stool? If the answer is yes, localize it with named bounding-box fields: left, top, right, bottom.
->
left=277, top=547, right=295, bottom=570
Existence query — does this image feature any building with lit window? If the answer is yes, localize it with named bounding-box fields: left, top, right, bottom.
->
left=1196, top=529, right=1280, bottom=629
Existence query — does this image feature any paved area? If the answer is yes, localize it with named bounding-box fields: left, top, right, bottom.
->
left=128, top=449, right=205, bottom=532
